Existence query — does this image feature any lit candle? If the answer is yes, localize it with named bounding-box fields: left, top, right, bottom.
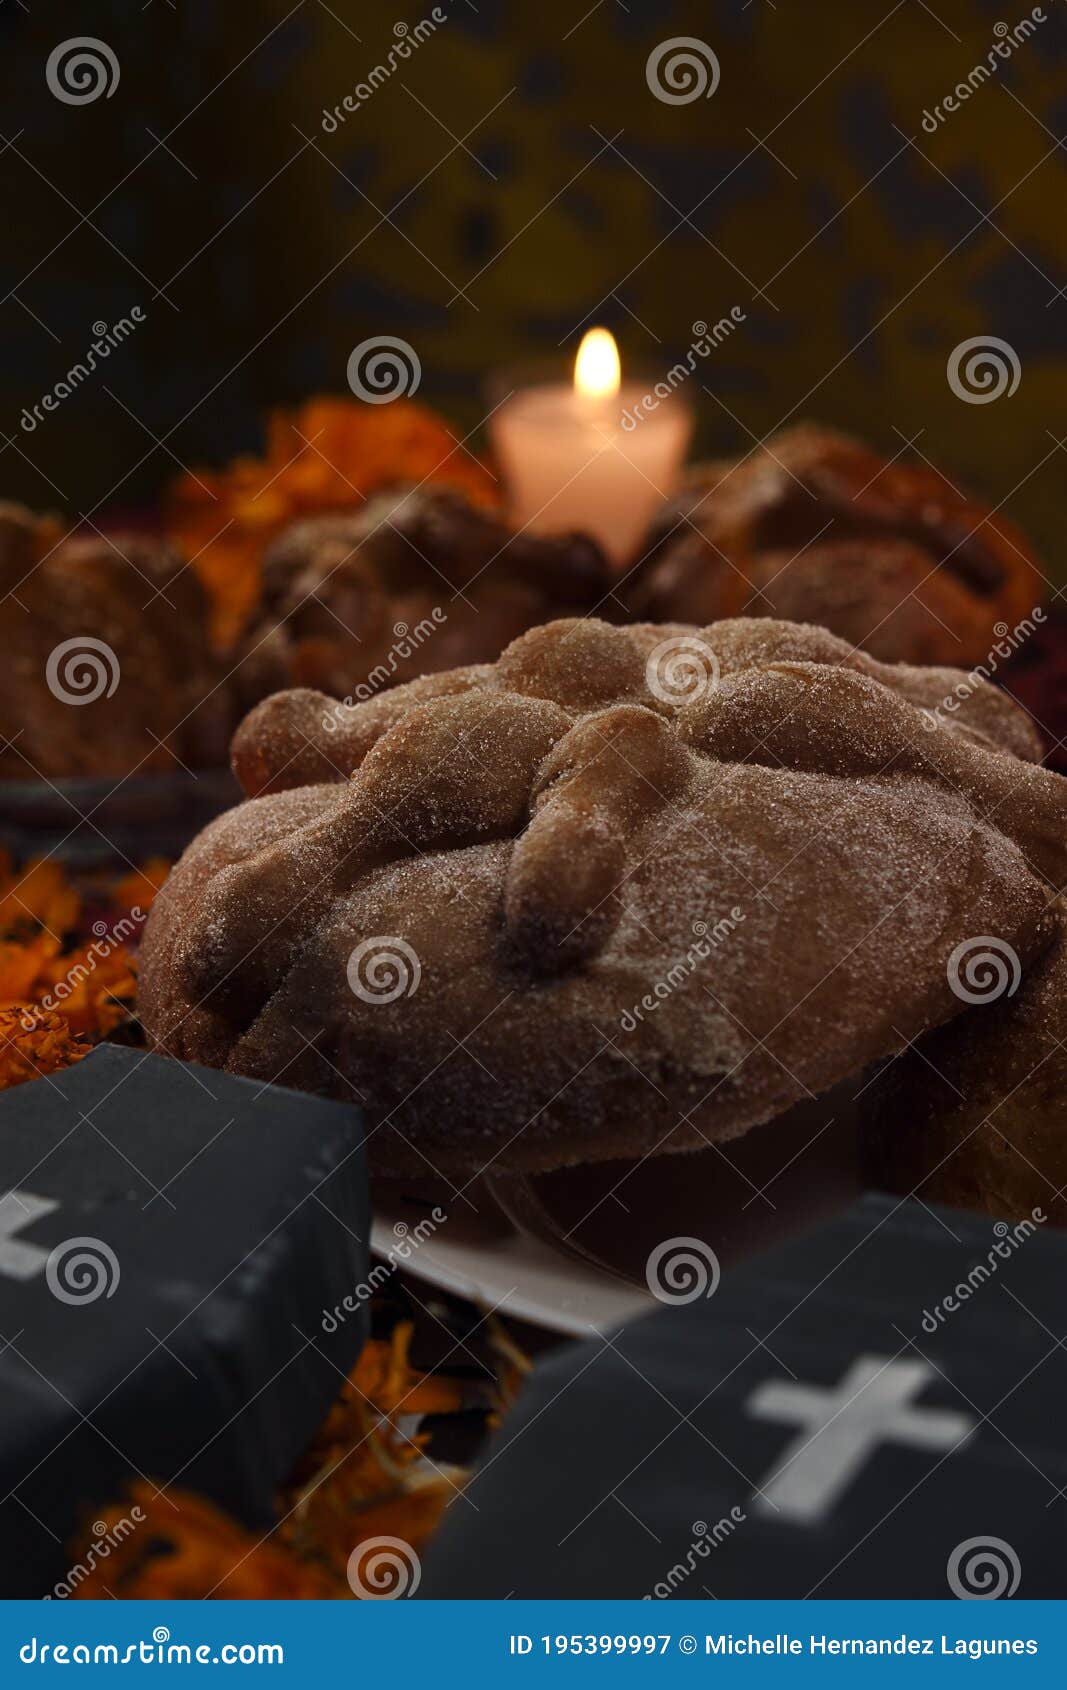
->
left=489, top=329, right=693, bottom=567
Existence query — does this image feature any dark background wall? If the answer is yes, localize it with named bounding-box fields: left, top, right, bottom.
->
left=1, top=0, right=1065, bottom=577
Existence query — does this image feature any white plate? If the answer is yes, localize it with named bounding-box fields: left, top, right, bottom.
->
left=371, top=1194, right=651, bottom=1339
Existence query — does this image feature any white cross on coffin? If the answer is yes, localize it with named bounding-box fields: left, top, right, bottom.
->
left=747, top=1354, right=974, bottom=1524
left=0, top=1190, right=58, bottom=1280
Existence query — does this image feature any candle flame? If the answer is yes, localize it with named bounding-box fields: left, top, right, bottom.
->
left=574, top=328, right=620, bottom=401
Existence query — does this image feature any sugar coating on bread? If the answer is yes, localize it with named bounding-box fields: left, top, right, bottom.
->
left=139, top=616, right=1065, bottom=1175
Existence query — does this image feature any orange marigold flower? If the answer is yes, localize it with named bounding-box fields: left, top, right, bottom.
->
left=168, top=396, right=498, bottom=648
left=0, top=1006, right=90, bottom=1090
left=0, top=858, right=80, bottom=938
left=35, top=944, right=137, bottom=1037
left=0, top=933, right=59, bottom=1003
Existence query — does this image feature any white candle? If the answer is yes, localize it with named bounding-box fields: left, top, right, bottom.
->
left=489, top=329, right=692, bottom=567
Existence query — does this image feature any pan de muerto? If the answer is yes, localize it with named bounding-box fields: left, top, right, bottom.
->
left=139, top=617, right=1066, bottom=1176
left=234, top=484, right=612, bottom=708
left=625, top=426, right=1045, bottom=668
left=0, top=509, right=233, bottom=779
